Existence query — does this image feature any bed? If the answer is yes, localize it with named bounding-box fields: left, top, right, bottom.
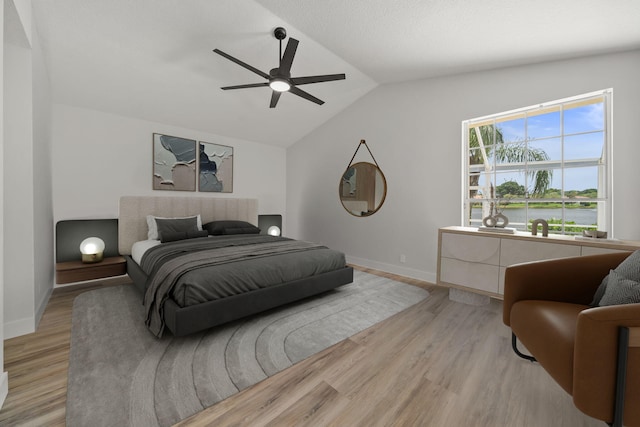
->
left=119, top=195, right=353, bottom=337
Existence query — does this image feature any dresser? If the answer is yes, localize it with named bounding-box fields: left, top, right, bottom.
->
left=437, top=226, right=640, bottom=299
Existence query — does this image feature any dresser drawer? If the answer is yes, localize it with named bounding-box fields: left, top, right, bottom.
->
left=440, top=233, right=500, bottom=265
left=440, top=257, right=500, bottom=294
left=500, top=239, right=580, bottom=266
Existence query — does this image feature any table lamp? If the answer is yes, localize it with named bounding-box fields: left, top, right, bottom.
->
left=79, top=237, right=105, bottom=263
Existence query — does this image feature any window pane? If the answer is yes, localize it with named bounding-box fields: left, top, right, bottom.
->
left=564, top=102, right=604, bottom=134
left=528, top=109, right=561, bottom=140
left=468, top=172, right=482, bottom=199
left=564, top=166, right=598, bottom=194
left=470, top=125, right=498, bottom=146
left=495, top=173, right=526, bottom=198
left=564, top=132, right=604, bottom=160
left=565, top=203, right=598, bottom=233
left=475, top=171, right=495, bottom=199
left=528, top=138, right=561, bottom=163
left=527, top=167, right=558, bottom=198
left=499, top=205, right=527, bottom=231
left=497, top=118, right=525, bottom=143
left=469, top=147, right=484, bottom=166
left=469, top=203, right=483, bottom=226
left=494, top=142, right=526, bottom=166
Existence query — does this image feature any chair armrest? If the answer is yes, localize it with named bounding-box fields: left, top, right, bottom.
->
left=573, top=304, right=640, bottom=423
left=503, top=251, right=631, bottom=326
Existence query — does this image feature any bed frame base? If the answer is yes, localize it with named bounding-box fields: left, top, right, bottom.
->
left=125, top=256, right=354, bottom=337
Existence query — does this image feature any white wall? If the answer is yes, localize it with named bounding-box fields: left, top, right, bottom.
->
left=31, top=21, right=53, bottom=328
left=287, top=50, right=640, bottom=283
left=0, top=0, right=6, bottom=409
left=2, top=0, right=49, bottom=404
left=2, top=0, right=53, bottom=342
left=51, top=104, right=287, bottom=231
left=3, top=32, right=35, bottom=339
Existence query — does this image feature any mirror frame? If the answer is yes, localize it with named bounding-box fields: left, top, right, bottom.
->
left=339, top=161, right=387, bottom=217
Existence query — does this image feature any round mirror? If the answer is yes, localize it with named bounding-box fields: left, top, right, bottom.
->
left=339, top=162, right=387, bottom=217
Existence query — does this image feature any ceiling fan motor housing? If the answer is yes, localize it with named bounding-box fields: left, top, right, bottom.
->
left=274, top=27, right=287, bottom=40
left=270, top=68, right=290, bottom=79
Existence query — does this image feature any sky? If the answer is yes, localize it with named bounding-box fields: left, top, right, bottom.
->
left=478, top=101, right=605, bottom=194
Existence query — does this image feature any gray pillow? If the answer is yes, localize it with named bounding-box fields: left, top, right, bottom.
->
left=599, top=269, right=640, bottom=306
left=592, top=250, right=640, bottom=306
left=155, top=217, right=199, bottom=241
left=146, top=214, right=202, bottom=240
left=203, top=220, right=260, bottom=235
left=160, top=229, right=208, bottom=243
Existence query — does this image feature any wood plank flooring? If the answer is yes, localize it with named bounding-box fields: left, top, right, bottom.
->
left=0, top=268, right=603, bottom=426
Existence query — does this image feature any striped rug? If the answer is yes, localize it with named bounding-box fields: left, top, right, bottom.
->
left=66, top=270, right=429, bottom=427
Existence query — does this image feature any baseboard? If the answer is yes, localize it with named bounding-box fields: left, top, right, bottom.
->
left=346, top=255, right=437, bottom=284
left=4, top=316, right=35, bottom=340
left=3, top=288, right=52, bottom=339
left=35, top=287, right=53, bottom=327
left=0, top=371, right=8, bottom=409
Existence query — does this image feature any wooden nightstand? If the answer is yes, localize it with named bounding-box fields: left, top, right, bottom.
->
left=56, top=256, right=127, bottom=284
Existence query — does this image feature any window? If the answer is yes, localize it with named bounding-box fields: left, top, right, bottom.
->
left=463, top=90, right=611, bottom=236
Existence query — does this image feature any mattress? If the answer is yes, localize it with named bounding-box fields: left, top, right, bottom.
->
left=131, top=239, right=161, bottom=264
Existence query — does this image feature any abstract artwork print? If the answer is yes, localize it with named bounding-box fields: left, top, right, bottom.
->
left=153, top=133, right=196, bottom=191
left=199, top=141, right=233, bottom=193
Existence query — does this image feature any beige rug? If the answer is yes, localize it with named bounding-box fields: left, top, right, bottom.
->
left=66, top=270, right=429, bottom=427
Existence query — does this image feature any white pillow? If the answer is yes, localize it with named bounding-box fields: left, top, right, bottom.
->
left=146, top=214, right=202, bottom=240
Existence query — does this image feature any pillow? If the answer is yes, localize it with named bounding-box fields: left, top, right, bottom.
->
left=599, top=269, right=640, bottom=306
left=590, top=275, right=609, bottom=306
left=591, top=250, right=640, bottom=305
left=147, top=215, right=202, bottom=240
left=155, top=217, right=199, bottom=241
left=203, top=220, right=260, bottom=235
left=224, top=227, right=262, bottom=235
left=160, top=229, right=209, bottom=243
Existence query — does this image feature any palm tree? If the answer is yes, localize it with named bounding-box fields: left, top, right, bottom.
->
left=468, top=124, right=552, bottom=219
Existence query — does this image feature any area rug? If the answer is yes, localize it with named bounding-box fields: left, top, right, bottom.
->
left=66, top=270, right=429, bottom=427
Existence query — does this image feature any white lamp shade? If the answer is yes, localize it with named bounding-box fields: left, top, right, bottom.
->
left=80, top=237, right=105, bottom=255
left=80, top=237, right=105, bottom=263
left=267, top=226, right=281, bottom=236
left=269, top=79, right=290, bottom=92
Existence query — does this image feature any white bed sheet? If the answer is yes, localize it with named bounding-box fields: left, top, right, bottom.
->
left=131, top=239, right=161, bottom=265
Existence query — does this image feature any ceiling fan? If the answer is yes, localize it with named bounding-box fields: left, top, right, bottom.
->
left=213, top=27, right=346, bottom=108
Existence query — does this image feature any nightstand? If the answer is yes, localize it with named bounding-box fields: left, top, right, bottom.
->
left=56, top=256, right=126, bottom=284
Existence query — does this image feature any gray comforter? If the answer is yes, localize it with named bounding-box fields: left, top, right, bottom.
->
left=140, top=235, right=346, bottom=337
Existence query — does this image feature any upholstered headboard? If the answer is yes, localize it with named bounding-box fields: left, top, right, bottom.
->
left=118, top=196, right=258, bottom=255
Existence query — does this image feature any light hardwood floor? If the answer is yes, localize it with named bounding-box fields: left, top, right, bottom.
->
left=0, top=268, right=603, bottom=426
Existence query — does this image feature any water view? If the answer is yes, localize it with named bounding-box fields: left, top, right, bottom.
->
left=470, top=207, right=598, bottom=232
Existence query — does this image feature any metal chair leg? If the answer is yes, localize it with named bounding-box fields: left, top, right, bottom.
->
left=611, top=327, right=629, bottom=427
left=511, top=332, right=536, bottom=362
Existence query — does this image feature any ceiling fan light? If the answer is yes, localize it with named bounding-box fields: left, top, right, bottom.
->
left=269, top=79, right=290, bottom=92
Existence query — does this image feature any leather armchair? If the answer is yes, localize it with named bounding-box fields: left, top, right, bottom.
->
left=503, top=252, right=640, bottom=427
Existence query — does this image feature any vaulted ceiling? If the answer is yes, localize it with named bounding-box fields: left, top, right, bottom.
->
left=32, top=0, right=640, bottom=147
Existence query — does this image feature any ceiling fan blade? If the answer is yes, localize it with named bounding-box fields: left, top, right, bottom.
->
left=289, top=86, right=324, bottom=105
left=213, top=49, right=270, bottom=80
left=220, top=82, right=269, bottom=90
left=270, top=91, right=282, bottom=108
left=290, top=74, right=346, bottom=85
left=278, top=38, right=299, bottom=75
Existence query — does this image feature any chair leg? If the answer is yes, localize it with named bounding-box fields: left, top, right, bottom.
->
left=611, top=327, right=630, bottom=427
left=511, top=333, right=536, bottom=362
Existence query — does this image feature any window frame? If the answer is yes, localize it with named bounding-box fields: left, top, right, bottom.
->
left=461, top=89, right=613, bottom=236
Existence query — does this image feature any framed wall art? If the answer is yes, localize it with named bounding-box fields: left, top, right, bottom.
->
left=198, top=141, right=233, bottom=193
left=152, top=133, right=196, bottom=191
